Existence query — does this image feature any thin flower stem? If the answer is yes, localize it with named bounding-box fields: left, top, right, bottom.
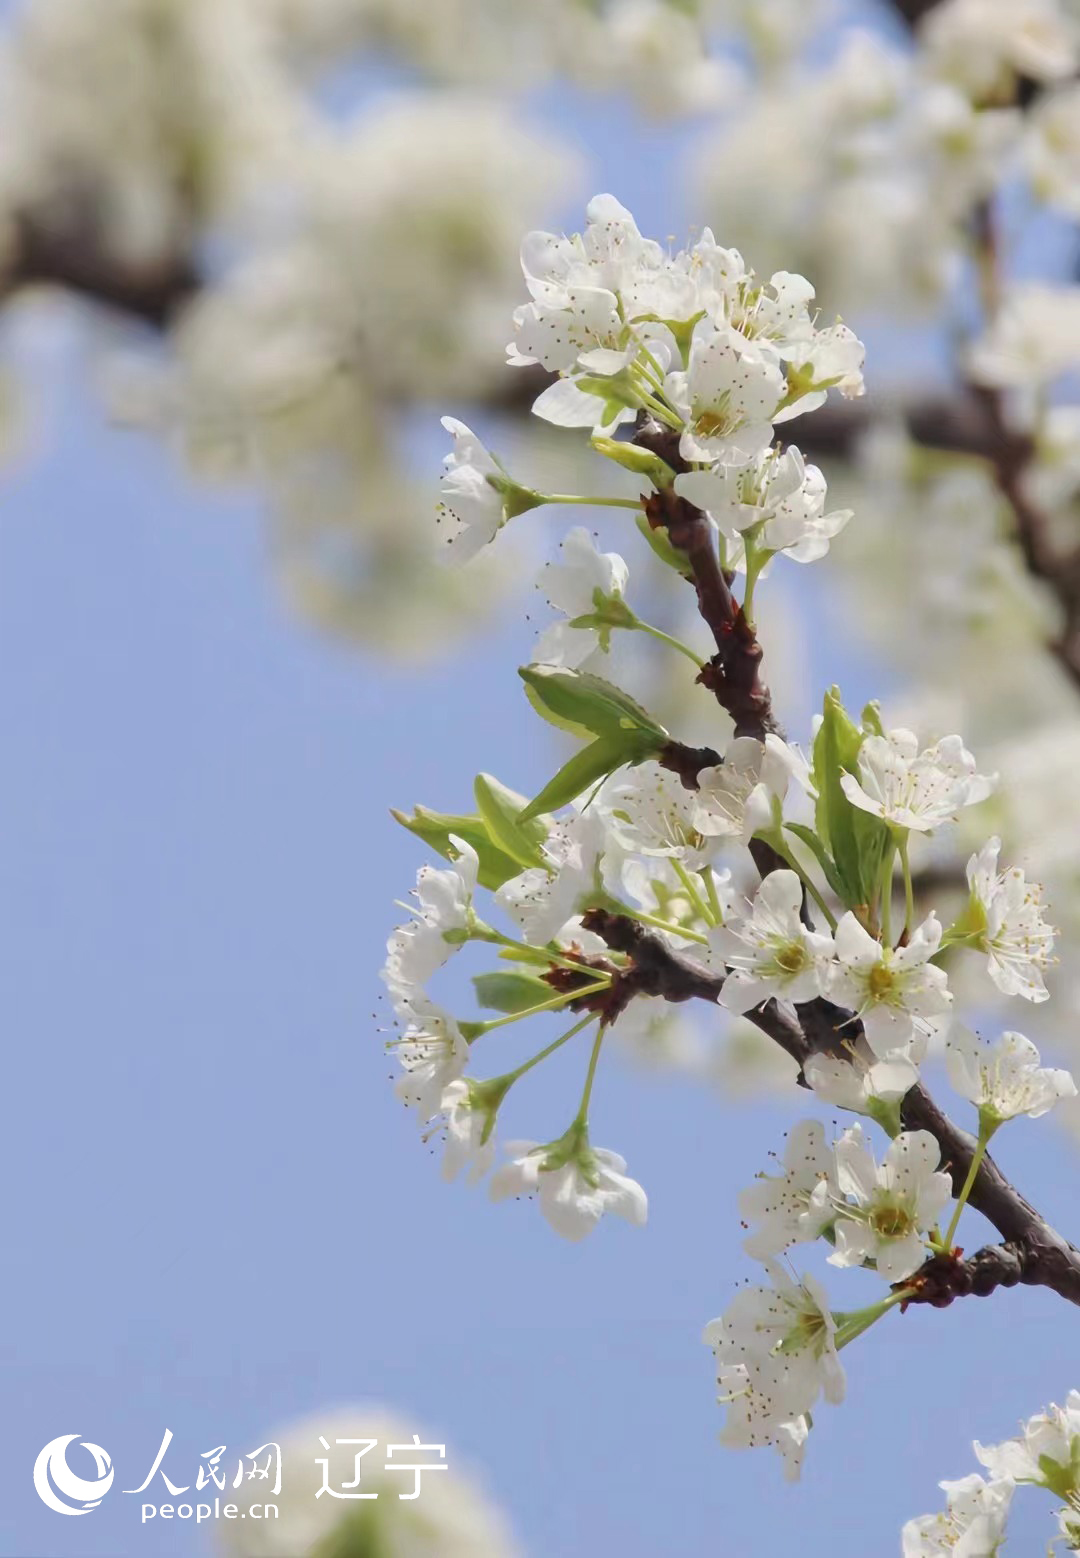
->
left=943, top=1126, right=995, bottom=1253
left=476, top=979, right=612, bottom=1036
left=835, top=1288, right=914, bottom=1351
left=633, top=619, right=707, bottom=668
left=487, top=930, right=605, bottom=975
left=768, top=837, right=838, bottom=932
left=543, top=493, right=645, bottom=511
left=510, top=1013, right=598, bottom=1084
left=898, top=833, right=915, bottom=938
left=704, top=866, right=726, bottom=926
left=635, top=338, right=671, bottom=389
left=575, top=1021, right=606, bottom=1122
left=620, top=906, right=710, bottom=945
left=879, top=842, right=896, bottom=946
left=636, top=388, right=684, bottom=430
left=673, top=860, right=717, bottom=926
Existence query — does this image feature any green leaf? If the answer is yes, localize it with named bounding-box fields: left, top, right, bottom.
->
left=519, top=729, right=658, bottom=822
left=390, top=806, right=522, bottom=890
left=785, top=823, right=846, bottom=901
left=472, top=970, right=555, bottom=1014
left=810, top=688, right=891, bottom=910
left=474, top=773, right=548, bottom=870
left=520, top=664, right=668, bottom=744
left=590, top=434, right=674, bottom=487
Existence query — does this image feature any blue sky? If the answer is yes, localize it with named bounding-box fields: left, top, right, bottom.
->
left=1, top=41, right=1077, bottom=1558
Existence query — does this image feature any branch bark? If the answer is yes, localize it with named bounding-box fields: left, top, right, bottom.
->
left=580, top=910, right=1080, bottom=1309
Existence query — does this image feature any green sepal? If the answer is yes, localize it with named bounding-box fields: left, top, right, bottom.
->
left=519, top=729, right=659, bottom=822
left=520, top=664, right=668, bottom=744
left=472, top=970, right=556, bottom=1014
left=390, top=806, right=523, bottom=890
left=810, top=688, right=891, bottom=911
left=590, top=434, right=674, bottom=488
left=474, top=773, right=548, bottom=870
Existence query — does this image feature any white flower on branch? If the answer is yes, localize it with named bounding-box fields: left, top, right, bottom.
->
left=703, top=1260, right=845, bottom=1414
left=967, top=283, right=1080, bottom=391
left=595, top=763, right=718, bottom=872
left=901, top=1472, right=1014, bottom=1558
left=382, top=837, right=479, bottom=999
left=389, top=999, right=469, bottom=1119
left=438, top=1080, right=498, bottom=1186
left=804, top=1041, right=919, bottom=1121
left=712, top=870, right=834, bottom=1013
left=946, top=1028, right=1077, bottom=1124
left=963, top=837, right=1055, bottom=1003
left=738, top=1119, right=838, bottom=1259
left=827, top=913, right=952, bottom=1057
left=490, top=1138, right=647, bottom=1241
left=824, top=1125, right=951, bottom=1284
left=665, top=321, right=785, bottom=466
left=975, top=1391, right=1080, bottom=1495
left=532, top=527, right=631, bottom=670
left=840, top=728, right=996, bottom=833
left=693, top=733, right=807, bottom=844
left=707, top=1350, right=812, bottom=1483
left=675, top=446, right=852, bottom=566
left=922, top=0, right=1080, bottom=98
left=495, top=811, right=605, bottom=945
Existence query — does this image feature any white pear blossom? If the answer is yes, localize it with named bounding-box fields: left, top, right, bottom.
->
left=708, top=1352, right=811, bottom=1482
left=946, top=1027, right=1076, bottom=1124
left=976, top=1391, right=1080, bottom=1493
left=967, top=284, right=1080, bottom=390
left=693, top=733, right=808, bottom=844
left=1026, top=83, right=1080, bottom=218
left=532, top=527, right=631, bottom=669
left=666, top=320, right=785, bottom=466
left=738, top=1119, right=838, bottom=1259
left=389, top=999, right=469, bottom=1118
left=703, top=1260, right=845, bottom=1414
left=495, top=811, right=605, bottom=945
left=489, top=1137, right=647, bottom=1241
left=711, top=870, right=833, bottom=1013
left=825, top=1125, right=951, bottom=1283
left=840, top=729, right=996, bottom=833
left=595, top=763, right=719, bottom=872
left=383, top=837, right=480, bottom=996
left=436, top=417, right=530, bottom=564
left=438, top=1080, right=498, bottom=1185
left=963, top=837, right=1055, bottom=1002
left=675, top=445, right=852, bottom=565
left=804, top=1040, right=920, bottom=1119
left=828, top=912, right=952, bottom=1056
left=922, top=0, right=1080, bottom=98
left=902, top=1472, right=1014, bottom=1558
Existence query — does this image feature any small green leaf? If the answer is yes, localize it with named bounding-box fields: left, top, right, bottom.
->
left=519, top=729, right=659, bottom=822
left=590, top=434, right=674, bottom=487
left=785, top=823, right=846, bottom=901
left=472, top=970, right=555, bottom=1014
left=474, top=773, right=548, bottom=870
left=811, top=688, right=891, bottom=910
left=520, top=664, right=668, bottom=744
left=390, top=806, right=522, bottom=890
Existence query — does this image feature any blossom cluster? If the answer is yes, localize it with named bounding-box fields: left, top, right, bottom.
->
left=903, top=1390, right=1080, bottom=1554
left=383, top=200, right=1078, bottom=1506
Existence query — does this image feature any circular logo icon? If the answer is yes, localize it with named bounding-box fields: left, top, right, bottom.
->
left=33, top=1435, right=114, bottom=1516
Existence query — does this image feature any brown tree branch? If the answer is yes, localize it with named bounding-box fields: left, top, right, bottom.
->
left=580, top=908, right=1080, bottom=1308
left=3, top=205, right=199, bottom=329
left=633, top=414, right=779, bottom=741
